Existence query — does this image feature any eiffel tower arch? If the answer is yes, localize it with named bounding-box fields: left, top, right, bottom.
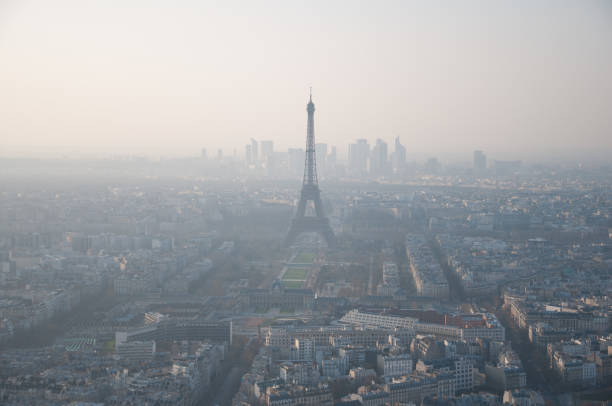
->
left=285, top=91, right=336, bottom=247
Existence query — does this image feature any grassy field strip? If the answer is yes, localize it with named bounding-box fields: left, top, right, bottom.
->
left=294, top=252, right=315, bottom=263
left=280, top=251, right=316, bottom=289
left=281, top=280, right=304, bottom=289
left=282, top=268, right=309, bottom=280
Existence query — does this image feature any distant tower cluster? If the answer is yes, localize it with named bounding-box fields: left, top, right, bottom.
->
left=245, top=138, right=275, bottom=168
left=348, top=137, right=406, bottom=176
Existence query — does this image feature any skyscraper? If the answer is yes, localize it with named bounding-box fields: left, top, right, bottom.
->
left=371, top=138, right=388, bottom=175
left=250, top=138, right=259, bottom=162
left=261, top=140, right=274, bottom=161
left=328, top=146, right=337, bottom=167
left=348, top=139, right=370, bottom=176
left=392, top=137, right=406, bottom=171
left=473, top=150, right=487, bottom=174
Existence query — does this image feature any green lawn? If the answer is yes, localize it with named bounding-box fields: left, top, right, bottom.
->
left=282, top=268, right=309, bottom=280
left=295, top=252, right=315, bottom=263
left=102, top=340, right=115, bottom=353
left=281, top=280, right=304, bottom=289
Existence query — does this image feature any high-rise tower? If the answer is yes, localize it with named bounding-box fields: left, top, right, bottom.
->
left=285, top=90, right=335, bottom=247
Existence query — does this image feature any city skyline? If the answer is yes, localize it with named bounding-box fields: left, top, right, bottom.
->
left=1, top=1, right=611, bottom=162
left=1, top=2, right=611, bottom=405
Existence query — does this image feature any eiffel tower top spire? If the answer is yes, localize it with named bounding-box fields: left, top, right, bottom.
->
left=303, top=89, right=317, bottom=186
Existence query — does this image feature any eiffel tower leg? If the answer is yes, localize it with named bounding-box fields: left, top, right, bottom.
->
left=296, top=192, right=307, bottom=217
left=312, top=192, right=325, bottom=218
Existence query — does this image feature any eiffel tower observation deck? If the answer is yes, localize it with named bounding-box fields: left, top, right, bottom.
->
left=285, top=90, right=336, bottom=247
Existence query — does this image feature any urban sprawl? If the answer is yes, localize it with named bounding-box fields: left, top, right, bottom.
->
left=1, top=131, right=611, bottom=406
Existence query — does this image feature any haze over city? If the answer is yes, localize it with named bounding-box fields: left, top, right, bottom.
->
left=1, top=0, right=611, bottom=162
left=1, top=2, right=612, bottom=406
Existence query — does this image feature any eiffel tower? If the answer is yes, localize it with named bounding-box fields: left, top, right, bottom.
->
left=285, top=90, right=335, bottom=247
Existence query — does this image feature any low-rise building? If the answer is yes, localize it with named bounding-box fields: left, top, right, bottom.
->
left=116, top=340, right=156, bottom=362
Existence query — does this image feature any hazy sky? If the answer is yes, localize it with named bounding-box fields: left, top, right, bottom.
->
left=1, top=0, right=611, bottom=161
